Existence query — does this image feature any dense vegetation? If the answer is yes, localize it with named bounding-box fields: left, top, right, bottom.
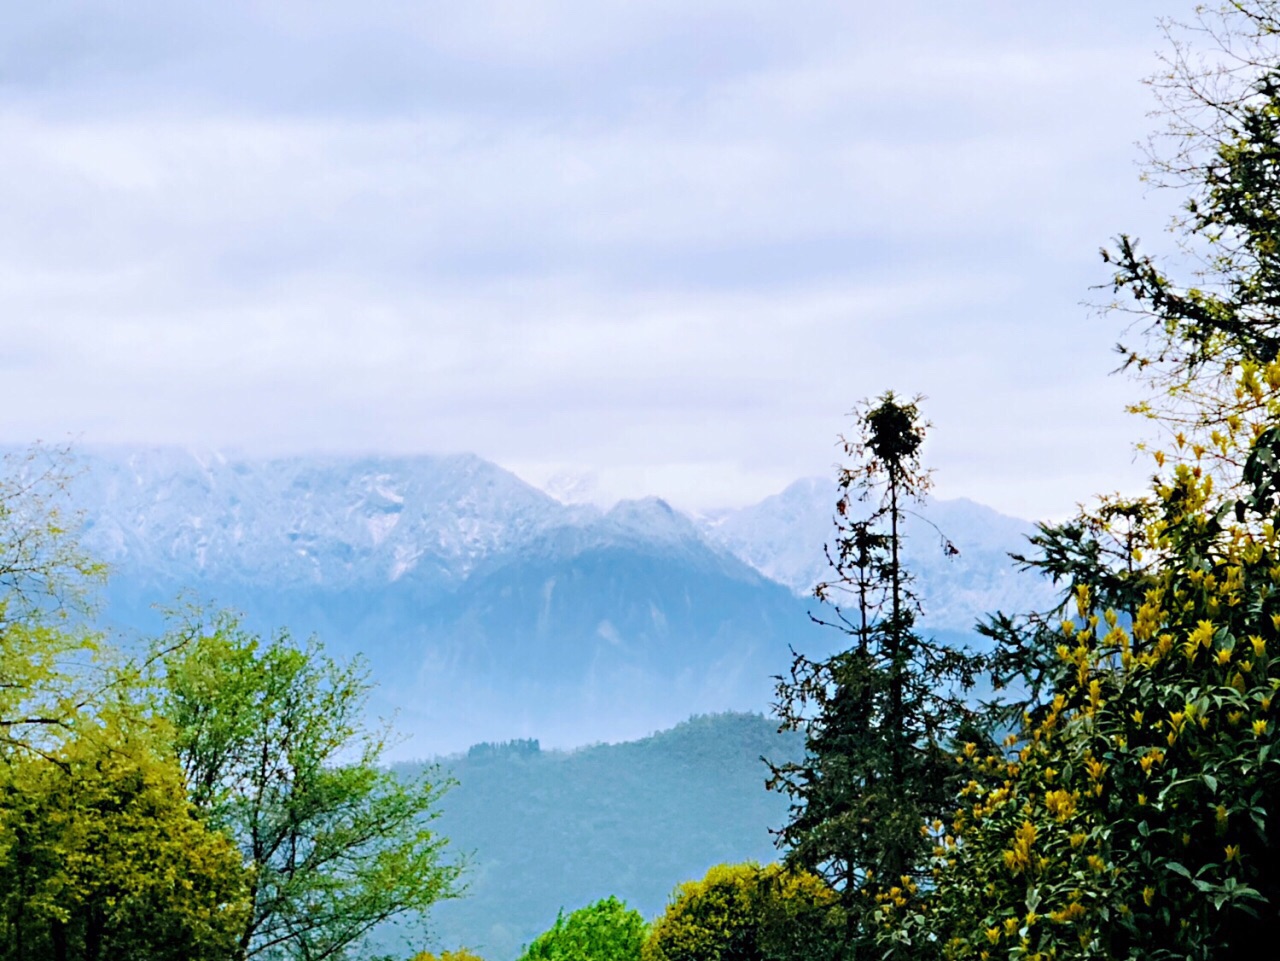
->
left=0, top=466, right=462, bottom=961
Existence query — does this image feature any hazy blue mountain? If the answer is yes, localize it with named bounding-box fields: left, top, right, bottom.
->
left=385, top=712, right=805, bottom=961
left=42, top=445, right=1057, bottom=755
left=55, top=447, right=822, bottom=753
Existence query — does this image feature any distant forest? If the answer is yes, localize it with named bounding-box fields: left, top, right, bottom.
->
left=389, top=713, right=803, bottom=960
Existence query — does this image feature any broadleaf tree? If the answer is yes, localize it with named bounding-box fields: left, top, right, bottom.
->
left=0, top=710, right=250, bottom=961
left=155, top=610, right=463, bottom=961
left=518, top=896, right=646, bottom=961
left=0, top=446, right=106, bottom=761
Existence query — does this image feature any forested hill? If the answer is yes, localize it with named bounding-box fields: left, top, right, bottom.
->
left=390, top=712, right=804, bottom=961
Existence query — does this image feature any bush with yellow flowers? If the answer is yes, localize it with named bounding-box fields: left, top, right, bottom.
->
left=885, top=371, right=1280, bottom=960
left=643, top=862, right=845, bottom=961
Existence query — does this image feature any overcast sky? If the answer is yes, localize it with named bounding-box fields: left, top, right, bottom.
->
left=0, top=1, right=1189, bottom=519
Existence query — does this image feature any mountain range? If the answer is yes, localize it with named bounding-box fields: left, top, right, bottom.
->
left=26, top=445, right=1060, bottom=755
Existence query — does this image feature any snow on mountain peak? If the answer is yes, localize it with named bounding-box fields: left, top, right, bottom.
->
left=604, top=497, right=703, bottom=545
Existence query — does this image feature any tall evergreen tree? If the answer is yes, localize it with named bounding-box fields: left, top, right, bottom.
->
left=766, top=393, right=986, bottom=955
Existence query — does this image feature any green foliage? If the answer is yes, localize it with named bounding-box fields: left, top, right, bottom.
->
left=1108, top=3, right=1280, bottom=419
left=766, top=393, right=986, bottom=951
left=0, top=449, right=250, bottom=960
left=643, top=862, right=842, bottom=961
left=518, top=896, right=646, bottom=961
left=156, top=610, right=463, bottom=961
left=0, top=711, right=249, bottom=960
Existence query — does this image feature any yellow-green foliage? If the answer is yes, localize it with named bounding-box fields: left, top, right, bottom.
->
left=411, top=949, right=487, bottom=961
left=0, top=447, right=106, bottom=760
left=518, top=896, right=646, bottom=961
left=0, top=713, right=249, bottom=961
left=157, top=610, right=463, bottom=960
left=644, top=863, right=842, bottom=961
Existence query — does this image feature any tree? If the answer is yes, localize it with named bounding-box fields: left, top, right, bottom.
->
left=897, top=408, right=1280, bottom=961
left=879, top=7, right=1280, bottom=958
left=0, top=710, right=249, bottom=961
left=643, top=862, right=841, bottom=961
left=518, top=896, right=647, bottom=961
left=155, top=610, right=463, bottom=961
left=0, top=446, right=106, bottom=761
left=765, top=393, right=986, bottom=953
left=1108, top=2, right=1280, bottom=446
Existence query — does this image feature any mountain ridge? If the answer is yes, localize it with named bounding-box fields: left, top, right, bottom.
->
left=13, top=444, right=1061, bottom=754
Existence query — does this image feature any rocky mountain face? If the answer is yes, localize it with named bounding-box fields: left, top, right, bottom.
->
left=43, top=446, right=1059, bottom=755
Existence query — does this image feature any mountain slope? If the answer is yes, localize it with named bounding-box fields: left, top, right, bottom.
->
left=388, top=712, right=804, bottom=961
left=38, top=446, right=1058, bottom=754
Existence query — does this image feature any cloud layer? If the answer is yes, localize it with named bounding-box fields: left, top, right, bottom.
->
left=0, top=1, right=1178, bottom=517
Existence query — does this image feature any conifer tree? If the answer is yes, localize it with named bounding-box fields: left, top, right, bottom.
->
left=766, top=393, right=986, bottom=955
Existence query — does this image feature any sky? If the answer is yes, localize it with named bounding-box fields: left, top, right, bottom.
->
left=0, top=1, right=1190, bottom=520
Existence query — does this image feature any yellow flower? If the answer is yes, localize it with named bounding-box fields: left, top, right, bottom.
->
left=1069, top=833, right=1088, bottom=849
left=1189, top=620, right=1216, bottom=649
left=1143, top=886, right=1156, bottom=906
left=985, top=927, right=1000, bottom=945
left=1075, top=584, right=1090, bottom=617
left=1254, top=719, right=1268, bottom=736
left=1217, top=648, right=1233, bottom=665
left=1131, top=709, right=1144, bottom=725
left=1045, top=789, right=1077, bottom=821
left=1252, top=635, right=1267, bottom=657
left=1088, top=679, right=1103, bottom=709
left=1226, top=844, right=1240, bottom=862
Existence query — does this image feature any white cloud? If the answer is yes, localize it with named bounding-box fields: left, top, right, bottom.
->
left=0, top=1, right=1177, bottom=520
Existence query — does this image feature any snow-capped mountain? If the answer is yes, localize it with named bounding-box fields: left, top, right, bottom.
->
left=67, top=447, right=588, bottom=592
left=700, top=477, right=1060, bottom=630
left=29, top=446, right=1059, bottom=754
